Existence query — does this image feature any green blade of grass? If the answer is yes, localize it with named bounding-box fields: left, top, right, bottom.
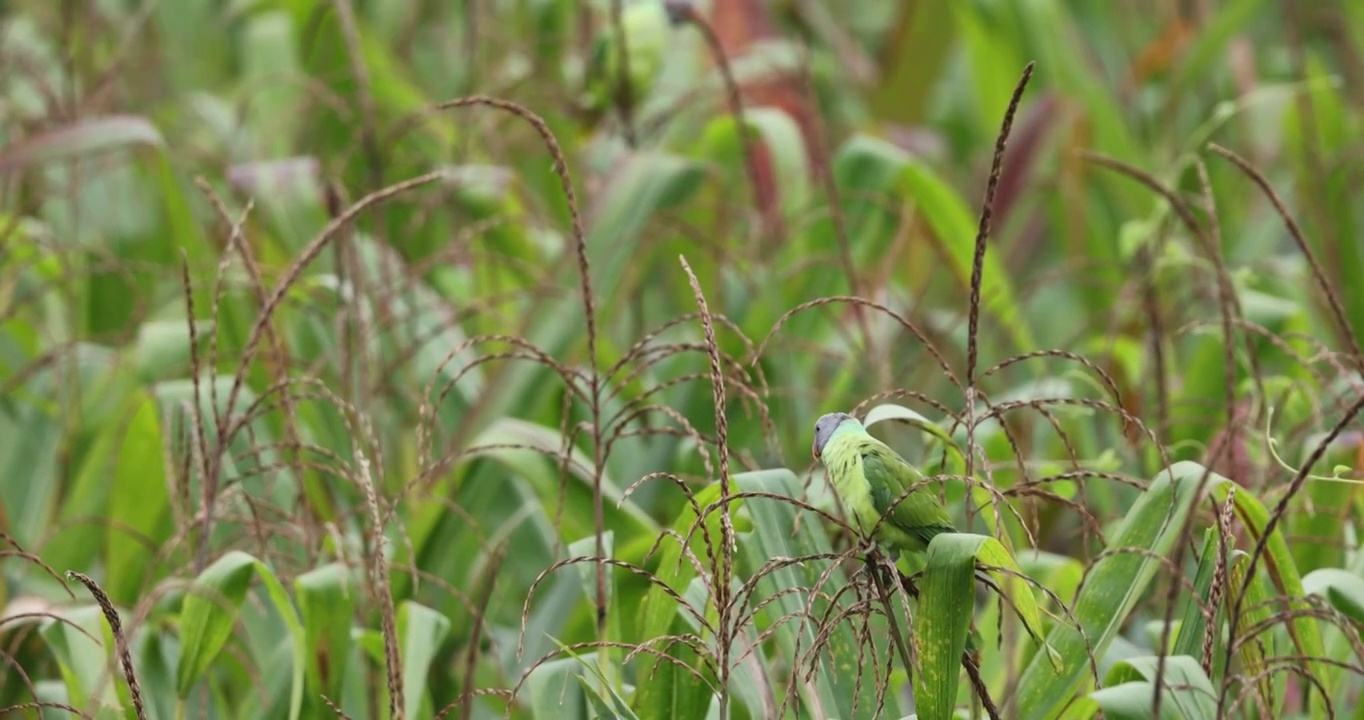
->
left=398, top=601, right=453, bottom=720
left=39, top=604, right=123, bottom=720
left=823, top=134, right=1035, bottom=354
left=916, top=532, right=1061, bottom=720
left=1013, top=461, right=1209, bottom=719
left=914, top=535, right=980, bottom=720
left=1205, top=472, right=1330, bottom=706
left=104, top=392, right=173, bottom=606
left=254, top=559, right=308, bottom=720
left=175, top=551, right=261, bottom=696
left=296, top=563, right=357, bottom=712
left=1101, top=655, right=1219, bottom=720
left=632, top=482, right=724, bottom=720
left=736, top=468, right=884, bottom=719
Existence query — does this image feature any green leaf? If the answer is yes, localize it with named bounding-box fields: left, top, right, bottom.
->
left=40, top=605, right=123, bottom=719
left=828, top=135, right=1035, bottom=354
left=1013, top=461, right=1209, bottom=719
left=1225, top=546, right=1277, bottom=711
left=1303, top=568, right=1364, bottom=624
left=1086, top=682, right=1181, bottom=720
left=133, top=319, right=211, bottom=383
left=736, top=469, right=882, bottom=719
left=0, top=116, right=164, bottom=171
left=525, top=656, right=590, bottom=720
left=176, top=550, right=260, bottom=696
left=587, top=152, right=707, bottom=304
left=240, top=10, right=304, bottom=158
left=862, top=402, right=966, bottom=471
left=632, top=483, right=723, bottom=720
left=696, top=107, right=810, bottom=218
left=1206, top=473, right=1330, bottom=702
left=915, top=533, right=1060, bottom=720
left=296, top=563, right=356, bottom=710
left=557, top=640, right=643, bottom=720
left=105, top=392, right=173, bottom=605
left=398, top=601, right=452, bottom=720
left=254, top=561, right=308, bottom=720
left=950, top=1, right=1026, bottom=129
left=913, top=536, right=978, bottom=720
left=466, top=418, right=656, bottom=541
left=1171, top=528, right=1222, bottom=662
left=1101, top=655, right=1219, bottom=720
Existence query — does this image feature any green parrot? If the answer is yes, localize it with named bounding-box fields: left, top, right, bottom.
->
left=811, top=412, right=956, bottom=558
left=813, top=411, right=986, bottom=657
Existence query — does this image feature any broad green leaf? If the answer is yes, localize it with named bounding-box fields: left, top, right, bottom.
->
left=1014, top=461, right=1208, bottom=719
left=135, top=631, right=179, bottom=720
left=176, top=550, right=259, bottom=696
left=587, top=151, right=707, bottom=305
left=568, top=531, right=619, bottom=686
left=862, top=402, right=963, bottom=463
left=0, top=390, right=62, bottom=550
left=153, top=0, right=224, bottom=90
left=899, top=154, right=1034, bottom=353
left=1102, top=655, right=1218, bottom=720
left=1172, top=528, right=1222, bottom=662
left=1303, top=569, right=1364, bottom=624
left=40, top=605, right=122, bottom=719
left=828, top=135, right=1034, bottom=354
left=241, top=10, right=303, bottom=158
left=696, top=107, right=811, bottom=218
left=632, top=483, right=723, bottom=720
left=736, top=468, right=883, bottom=719
left=915, top=532, right=1060, bottom=720
left=557, top=640, right=643, bottom=720
left=1226, top=546, right=1277, bottom=712
left=1290, top=431, right=1362, bottom=575
left=1167, top=0, right=1264, bottom=103
left=105, top=392, right=173, bottom=605
left=578, top=674, right=639, bottom=720
left=913, top=535, right=978, bottom=720
left=254, top=561, right=308, bottom=720
left=296, top=563, right=356, bottom=710
left=525, top=656, right=590, bottom=720
left=1017, top=550, right=1085, bottom=609
left=398, top=601, right=452, bottom=720
left=1206, top=473, right=1329, bottom=703
left=950, top=0, right=1025, bottom=130
left=133, top=319, right=211, bottom=383
left=1086, top=682, right=1181, bottom=720
left=466, top=418, right=656, bottom=541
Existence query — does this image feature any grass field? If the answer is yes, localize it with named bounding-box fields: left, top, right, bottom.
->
left=4, top=1, right=1364, bottom=718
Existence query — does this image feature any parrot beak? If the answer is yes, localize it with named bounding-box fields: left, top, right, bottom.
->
left=811, top=438, right=821, bottom=462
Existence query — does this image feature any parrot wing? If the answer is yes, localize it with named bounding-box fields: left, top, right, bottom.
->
left=861, top=441, right=956, bottom=549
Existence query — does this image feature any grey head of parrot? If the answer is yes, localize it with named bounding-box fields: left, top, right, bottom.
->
left=811, top=412, right=858, bottom=461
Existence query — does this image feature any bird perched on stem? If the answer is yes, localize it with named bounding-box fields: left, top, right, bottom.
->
left=811, top=411, right=956, bottom=558
left=813, top=411, right=987, bottom=660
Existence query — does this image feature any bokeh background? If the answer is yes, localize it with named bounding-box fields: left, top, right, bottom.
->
left=3, top=1, right=1364, bottom=718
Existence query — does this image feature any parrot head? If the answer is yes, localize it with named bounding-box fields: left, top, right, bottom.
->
left=812, top=412, right=857, bottom=461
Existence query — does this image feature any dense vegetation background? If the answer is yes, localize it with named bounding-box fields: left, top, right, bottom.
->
left=3, top=1, right=1364, bottom=718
